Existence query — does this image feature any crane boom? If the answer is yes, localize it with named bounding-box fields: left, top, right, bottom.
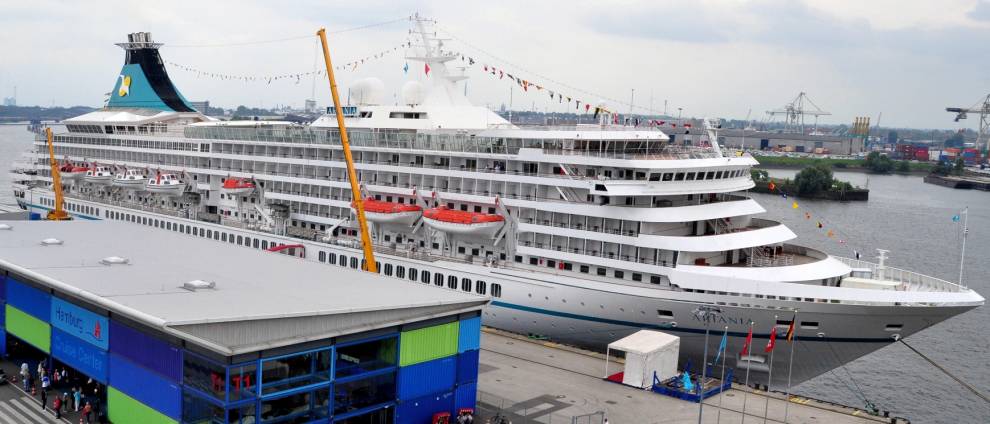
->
left=317, top=28, right=377, bottom=274
left=44, top=127, right=70, bottom=221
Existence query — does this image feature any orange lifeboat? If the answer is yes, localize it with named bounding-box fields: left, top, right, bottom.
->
left=351, top=198, right=422, bottom=225
left=59, top=161, right=88, bottom=181
left=422, top=206, right=504, bottom=237
left=222, top=177, right=256, bottom=195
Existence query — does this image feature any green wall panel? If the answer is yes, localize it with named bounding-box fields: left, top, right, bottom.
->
left=108, top=387, right=178, bottom=424
left=5, top=305, right=50, bottom=353
left=400, top=321, right=459, bottom=366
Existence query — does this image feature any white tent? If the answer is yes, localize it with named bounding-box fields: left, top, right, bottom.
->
left=604, top=330, right=680, bottom=389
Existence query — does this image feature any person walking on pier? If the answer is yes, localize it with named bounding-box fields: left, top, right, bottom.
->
left=82, top=401, right=92, bottom=424
left=74, top=387, right=81, bottom=411
left=39, top=386, right=47, bottom=410
left=19, top=363, right=29, bottom=391
left=53, top=394, right=62, bottom=418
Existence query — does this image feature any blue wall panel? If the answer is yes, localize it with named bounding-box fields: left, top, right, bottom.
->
left=52, top=328, right=108, bottom=383
left=0, top=301, right=4, bottom=327
left=456, top=349, right=479, bottom=385
left=457, top=317, right=481, bottom=353
left=109, top=320, right=181, bottom=381
left=397, top=356, right=456, bottom=401
left=0, top=330, right=6, bottom=356
left=0, top=276, right=6, bottom=301
left=454, top=382, right=477, bottom=413
left=6, top=278, right=50, bottom=321
left=395, top=391, right=454, bottom=424
left=108, top=353, right=181, bottom=419
left=50, top=298, right=109, bottom=350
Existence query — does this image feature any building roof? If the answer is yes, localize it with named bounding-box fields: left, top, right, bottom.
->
left=0, top=220, right=488, bottom=356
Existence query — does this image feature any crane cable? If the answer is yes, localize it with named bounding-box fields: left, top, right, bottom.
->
left=899, top=339, right=990, bottom=404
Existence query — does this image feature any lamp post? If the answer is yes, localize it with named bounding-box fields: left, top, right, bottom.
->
left=693, top=305, right=722, bottom=424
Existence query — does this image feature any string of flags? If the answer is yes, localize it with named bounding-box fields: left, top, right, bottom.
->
left=163, top=42, right=411, bottom=84
left=766, top=182, right=848, bottom=246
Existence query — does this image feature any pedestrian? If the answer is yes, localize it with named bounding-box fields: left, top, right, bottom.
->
left=82, top=401, right=92, bottom=424
left=53, top=394, right=62, bottom=418
left=40, top=387, right=47, bottom=410
left=74, top=387, right=82, bottom=411
left=19, top=363, right=29, bottom=391
left=41, top=373, right=50, bottom=392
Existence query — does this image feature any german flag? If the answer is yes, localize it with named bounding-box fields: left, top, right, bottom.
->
left=786, top=314, right=797, bottom=343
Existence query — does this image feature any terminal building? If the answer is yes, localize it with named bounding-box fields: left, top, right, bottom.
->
left=664, top=127, right=866, bottom=155
left=0, top=220, right=488, bottom=424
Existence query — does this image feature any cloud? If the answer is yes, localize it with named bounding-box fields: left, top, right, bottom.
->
left=968, top=0, right=990, bottom=21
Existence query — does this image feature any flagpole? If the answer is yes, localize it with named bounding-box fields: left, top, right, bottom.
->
left=698, top=323, right=711, bottom=424
left=717, top=326, right=729, bottom=424
left=763, top=315, right=777, bottom=424
left=958, top=207, right=968, bottom=287
left=784, top=310, right=799, bottom=423
left=742, top=321, right=753, bottom=424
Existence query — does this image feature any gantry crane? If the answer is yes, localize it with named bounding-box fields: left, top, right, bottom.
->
left=767, top=92, right=831, bottom=134
left=946, top=93, right=990, bottom=154
left=43, top=127, right=70, bottom=221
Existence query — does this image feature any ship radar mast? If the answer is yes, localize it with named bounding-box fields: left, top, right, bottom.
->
left=405, top=14, right=471, bottom=107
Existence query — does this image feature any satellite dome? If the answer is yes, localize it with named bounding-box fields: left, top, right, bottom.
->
left=402, top=81, right=426, bottom=106
left=350, top=78, right=385, bottom=106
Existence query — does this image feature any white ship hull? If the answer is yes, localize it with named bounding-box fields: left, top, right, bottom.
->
left=20, top=192, right=981, bottom=386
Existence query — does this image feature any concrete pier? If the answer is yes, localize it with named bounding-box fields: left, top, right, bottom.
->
left=477, top=328, right=902, bottom=424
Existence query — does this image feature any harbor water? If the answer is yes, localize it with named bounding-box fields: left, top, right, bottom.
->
left=1, top=124, right=987, bottom=422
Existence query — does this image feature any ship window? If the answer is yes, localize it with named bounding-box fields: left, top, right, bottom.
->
left=236, top=235, right=243, bottom=245
left=319, top=251, right=327, bottom=263
left=421, top=270, right=431, bottom=284
left=579, top=265, right=589, bottom=273
left=252, top=238, right=259, bottom=248
left=716, top=171, right=724, bottom=179
left=657, top=310, right=674, bottom=318
left=461, top=278, right=472, bottom=292
left=515, top=255, right=523, bottom=263
left=800, top=321, right=819, bottom=329
left=408, top=268, right=417, bottom=281
left=491, top=284, right=502, bottom=298
left=448, top=276, right=457, bottom=289
left=350, top=257, right=359, bottom=269
left=329, top=253, right=337, bottom=265
left=776, top=319, right=793, bottom=327
left=685, top=172, right=696, bottom=181
left=597, top=268, right=607, bottom=276
left=885, top=324, right=903, bottom=331
left=383, top=263, right=393, bottom=276
left=546, top=260, right=556, bottom=268
left=339, top=255, right=347, bottom=267
left=674, top=173, right=685, bottom=181
left=649, top=173, right=661, bottom=182
left=199, top=228, right=205, bottom=237
left=632, top=273, right=642, bottom=282
left=434, top=273, right=444, bottom=287
left=476, top=281, right=487, bottom=295
left=529, top=257, right=538, bottom=265
left=614, top=270, right=624, bottom=279
left=395, top=266, right=405, bottom=279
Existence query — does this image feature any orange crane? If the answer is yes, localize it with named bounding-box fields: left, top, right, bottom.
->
left=44, top=127, right=70, bottom=220
left=317, top=28, right=377, bottom=273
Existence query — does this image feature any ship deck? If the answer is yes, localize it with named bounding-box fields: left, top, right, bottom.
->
left=477, top=328, right=903, bottom=423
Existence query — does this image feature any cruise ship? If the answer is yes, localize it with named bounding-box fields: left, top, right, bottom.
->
left=10, top=21, right=983, bottom=387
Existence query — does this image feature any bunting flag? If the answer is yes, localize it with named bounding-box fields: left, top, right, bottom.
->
left=741, top=325, right=754, bottom=356
left=403, top=62, right=409, bottom=74
left=805, top=212, right=811, bottom=220
left=817, top=221, right=823, bottom=229
left=765, top=325, right=777, bottom=353
left=791, top=201, right=799, bottom=209
left=424, top=63, right=431, bottom=76
left=768, top=181, right=776, bottom=191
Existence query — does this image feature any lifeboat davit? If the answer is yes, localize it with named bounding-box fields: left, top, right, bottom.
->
left=145, top=171, right=185, bottom=196
left=113, top=169, right=147, bottom=189
left=83, top=165, right=114, bottom=185
left=352, top=198, right=422, bottom=226
left=59, top=162, right=88, bottom=181
left=222, top=177, right=256, bottom=195
left=422, top=206, right=504, bottom=237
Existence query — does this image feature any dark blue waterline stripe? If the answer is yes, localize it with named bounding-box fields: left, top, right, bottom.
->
left=490, top=300, right=892, bottom=343
left=25, top=202, right=100, bottom=220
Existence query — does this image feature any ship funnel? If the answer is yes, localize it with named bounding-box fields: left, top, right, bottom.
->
left=108, top=32, right=195, bottom=112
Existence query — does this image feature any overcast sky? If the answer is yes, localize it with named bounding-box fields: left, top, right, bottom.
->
left=2, top=0, right=989, bottom=130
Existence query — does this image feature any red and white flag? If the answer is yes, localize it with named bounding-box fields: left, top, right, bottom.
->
left=765, top=326, right=777, bottom=353
left=741, top=325, right=754, bottom=356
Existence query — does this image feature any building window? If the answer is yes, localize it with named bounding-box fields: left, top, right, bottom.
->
left=335, top=336, right=398, bottom=378
left=333, top=372, right=396, bottom=416
left=183, top=353, right=227, bottom=401
left=260, top=389, right=330, bottom=423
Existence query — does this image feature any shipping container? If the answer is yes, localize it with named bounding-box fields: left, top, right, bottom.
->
left=52, top=328, right=108, bottom=383
left=454, top=382, right=478, bottom=413
left=456, top=349, right=479, bottom=385
left=6, top=278, right=50, bottom=321
left=457, top=317, right=480, bottom=353
left=110, top=320, right=182, bottom=381
left=50, top=297, right=109, bottom=350
left=109, top=353, right=182, bottom=419
left=107, top=387, right=178, bottom=424
left=398, top=356, right=456, bottom=400
left=395, top=391, right=454, bottom=424
left=5, top=304, right=50, bottom=353
left=399, top=321, right=458, bottom=366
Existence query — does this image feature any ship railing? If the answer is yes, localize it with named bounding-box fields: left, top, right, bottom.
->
left=834, top=256, right=965, bottom=293
left=518, top=240, right=671, bottom=267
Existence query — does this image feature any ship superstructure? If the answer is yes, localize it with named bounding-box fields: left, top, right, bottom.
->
left=13, top=25, right=983, bottom=386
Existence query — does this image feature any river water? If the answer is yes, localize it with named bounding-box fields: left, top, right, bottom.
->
left=1, top=125, right=987, bottom=422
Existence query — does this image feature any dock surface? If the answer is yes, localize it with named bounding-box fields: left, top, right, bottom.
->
left=477, top=328, right=897, bottom=424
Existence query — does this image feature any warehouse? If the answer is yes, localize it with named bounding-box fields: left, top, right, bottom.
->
left=0, top=220, right=488, bottom=424
left=664, top=127, right=865, bottom=155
